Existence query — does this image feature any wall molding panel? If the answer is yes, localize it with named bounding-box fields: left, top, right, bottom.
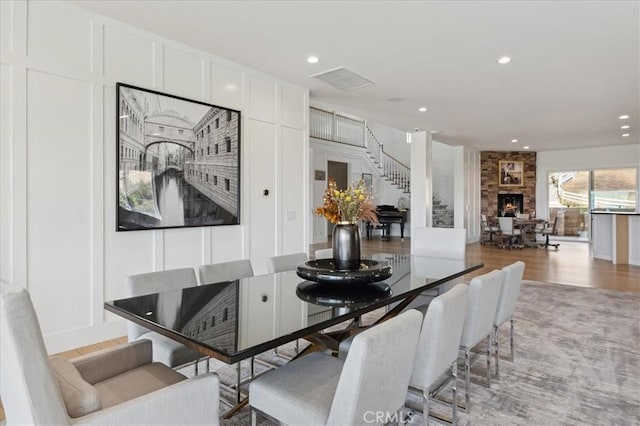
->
left=0, top=0, right=309, bottom=354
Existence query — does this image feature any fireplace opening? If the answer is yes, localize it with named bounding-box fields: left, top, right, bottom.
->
left=498, top=193, right=523, bottom=217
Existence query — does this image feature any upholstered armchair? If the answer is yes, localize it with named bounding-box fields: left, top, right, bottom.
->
left=0, top=283, right=220, bottom=425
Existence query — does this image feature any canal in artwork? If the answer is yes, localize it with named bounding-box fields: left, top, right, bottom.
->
left=155, top=169, right=235, bottom=228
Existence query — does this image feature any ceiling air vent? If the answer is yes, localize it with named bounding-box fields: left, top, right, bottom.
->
left=310, top=66, right=374, bottom=91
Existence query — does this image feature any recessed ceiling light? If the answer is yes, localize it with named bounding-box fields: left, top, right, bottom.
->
left=621, top=133, right=630, bottom=137
left=618, top=114, right=630, bottom=120
left=418, top=107, right=427, bottom=112
left=497, top=56, right=511, bottom=64
left=621, top=125, right=630, bottom=129
left=307, top=56, right=319, bottom=64
left=511, top=139, right=518, bottom=143
left=523, top=146, right=530, bottom=150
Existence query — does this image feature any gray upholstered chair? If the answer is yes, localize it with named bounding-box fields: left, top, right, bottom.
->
left=497, top=217, right=522, bottom=249
left=126, top=267, right=202, bottom=369
left=480, top=214, right=499, bottom=245
left=249, top=310, right=423, bottom=425
left=0, top=283, right=220, bottom=425
left=267, top=252, right=307, bottom=273
left=198, top=259, right=254, bottom=285
left=458, top=269, right=504, bottom=410
left=314, top=248, right=333, bottom=259
left=493, top=261, right=525, bottom=377
left=409, top=284, right=468, bottom=425
left=412, top=227, right=466, bottom=260
left=538, top=217, right=560, bottom=250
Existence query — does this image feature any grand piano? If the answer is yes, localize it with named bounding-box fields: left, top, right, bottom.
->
left=366, top=205, right=409, bottom=241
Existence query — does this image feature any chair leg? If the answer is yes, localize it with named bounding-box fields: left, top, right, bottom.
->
left=194, top=359, right=199, bottom=375
left=251, top=408, right=257, bottom=426
left=465, top=349, right=471, bottom=410
left=236, top=363, right=242, bottom=403
left=494, top=325, right=500, bottom=378
left=486, top=334, right=491, bottom=388
left=423, top=389, right=430, bottom=426
left=510, top=317, right=515, bottom=362
left=452, top=361, right=458, bottom=426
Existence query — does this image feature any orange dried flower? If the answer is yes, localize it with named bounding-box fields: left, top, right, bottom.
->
left=315, top=178, right=378, bottom=225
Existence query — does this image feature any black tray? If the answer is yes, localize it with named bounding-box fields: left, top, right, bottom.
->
left=296, top=281, right=392, bottom=307
left=296, top=259, right=392, bottom=285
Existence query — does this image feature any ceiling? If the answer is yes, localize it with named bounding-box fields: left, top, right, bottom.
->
left=71, top=0, right=639, bottom=152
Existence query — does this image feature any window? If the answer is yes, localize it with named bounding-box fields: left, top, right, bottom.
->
left=205, top=173, right=209, bottom=182
left=225, top=178, right=230, bottom=191
left=159, top=126, right=164, bottom=132
left=227, top=110, right=232, bottom=122
left=207, top=125, right=210, bottom=134
left=226, top=137, right=231, bottom=152
left=207, top=146, right=210, bottom=155
left=223, top=307, right=228, bottom=322
left=178, top=129, right=184, bottom=135
left=214, top=175, right=218, bottom=185
left=211, top=316, right=215, bottom=327
left=215, top=144, right=219, bottom=154
left=215, top=118, right=219, bottom=129
left=202, top=320, right=207, bottom=331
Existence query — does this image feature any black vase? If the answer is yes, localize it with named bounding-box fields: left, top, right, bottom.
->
left=332, top=222, right=361, bottom=270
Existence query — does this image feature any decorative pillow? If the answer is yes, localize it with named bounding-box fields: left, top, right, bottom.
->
left=50, top=357, right=102, bottom=418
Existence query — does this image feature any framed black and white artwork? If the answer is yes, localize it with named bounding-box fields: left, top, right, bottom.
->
left=116, top=83, right=241, bottom=231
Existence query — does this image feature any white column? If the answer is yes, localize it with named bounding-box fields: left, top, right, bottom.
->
left=410, top=131, right=432, bottom=242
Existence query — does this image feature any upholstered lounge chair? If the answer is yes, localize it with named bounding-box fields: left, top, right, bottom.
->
left=0, top=283, right=220, bottom=425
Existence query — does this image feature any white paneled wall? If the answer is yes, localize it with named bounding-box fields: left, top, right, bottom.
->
left=0, top=0, right=309, bottom=353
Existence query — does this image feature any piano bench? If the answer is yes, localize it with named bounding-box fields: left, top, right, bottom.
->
left=366, top=223, right=391, bottom=240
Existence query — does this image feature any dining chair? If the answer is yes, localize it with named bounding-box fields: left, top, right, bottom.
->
left=267, top=252, right=307, bottom=273
left=0, top=283, right=220, bottom=425
left=314, top=248, right=333, bottom=259
left=412, top=226, right=466, bottom=299
left=497, top=217, right=523, bottom=249
left=480, top=214, right=499, bottom=245
left=458, top=269, right=504, bottom=410
left=409, top=283, right=468, bottom=425
left=198, top=259, right=254, bottom=285
left=266, top=252, right=308, bottom=355
left=126, top=268, right=203, bottom=370
left=538, top=217, right=560, bottom=250
left=249, top=309, right=423, bottom=426
left=493, top=261, right=525, bottom=377
left=412, top=227, right=466, bottom=260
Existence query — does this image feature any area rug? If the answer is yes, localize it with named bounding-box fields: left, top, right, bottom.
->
left=182, top=281, right=640, bottom=425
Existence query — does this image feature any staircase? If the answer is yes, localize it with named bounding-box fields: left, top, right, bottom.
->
left=309, top=106, right=410, bottom=194
left=364, top=126, right=410, bottom=193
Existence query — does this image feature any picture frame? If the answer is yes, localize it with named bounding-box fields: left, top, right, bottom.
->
left=498, top=160, right=524, bottom=187
left=362, top=173, right=373, bottom=190
left=116, top=82, right=241, bottom=231
left=314, top=170, right=326, bottom=181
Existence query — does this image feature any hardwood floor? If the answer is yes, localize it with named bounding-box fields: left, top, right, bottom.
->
left=313, top=237, right=640, bottom=293
left=1, top=237, right=637, bottom=422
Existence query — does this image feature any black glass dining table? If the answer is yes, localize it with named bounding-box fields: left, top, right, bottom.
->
left=104, top=254, right=483, bottom=365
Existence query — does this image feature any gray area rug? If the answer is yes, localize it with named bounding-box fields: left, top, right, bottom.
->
left=181, top=281, right=640, bottom=425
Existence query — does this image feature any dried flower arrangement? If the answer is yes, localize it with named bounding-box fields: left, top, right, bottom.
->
left=315, top=178, right=378, bottom=225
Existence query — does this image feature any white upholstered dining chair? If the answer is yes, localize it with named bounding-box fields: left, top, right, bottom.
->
left=198, top=259, right=254, bottom=285
left=267, top=252, right=307, bottom=273
left=249, top=309, right=423, bottom=425
left=493, top=260, right=525, bottom=377
left=409, top=283, right=468, bottom=425
left=126, top=268, right=203, bottom=370
left=412, top=227, right=466, bottom=260
left=0, top=283, right=220, bottom=425
left=458, top=269, right=504, bottom=410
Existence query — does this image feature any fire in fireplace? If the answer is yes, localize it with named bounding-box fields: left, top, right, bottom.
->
left=498, top=193, right=524, bottom=217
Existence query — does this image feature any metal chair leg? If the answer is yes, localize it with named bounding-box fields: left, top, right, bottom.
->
left=510, top=317, right=515, bottom=362
left=251, top=408, right=257, bottom=426
left=452, top=362, right=458, bottom=425
left=494, top=325, right=500, bottom=378
left=486, top=334, right=491, bottom=388
left=423, top=390, right=430, bottom=426
left=465, top=349, right=471, bottom=410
